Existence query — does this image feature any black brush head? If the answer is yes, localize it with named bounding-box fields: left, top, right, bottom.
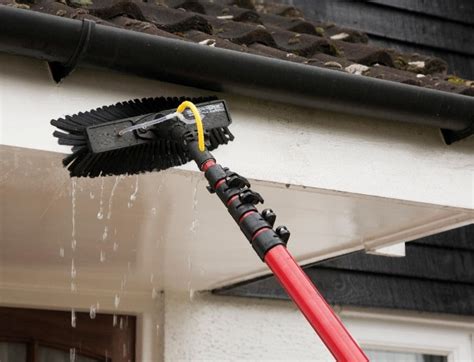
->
left=51, top=96, right=234, bottom=177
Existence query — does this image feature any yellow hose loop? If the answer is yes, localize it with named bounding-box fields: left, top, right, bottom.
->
left=176, top=101, right=205, bottom=152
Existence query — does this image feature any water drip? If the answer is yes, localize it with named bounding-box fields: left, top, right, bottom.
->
left=71, top=259, right=76, bottom=279
left=70, top=348, right=76, bottom=362
left=107, top=176, right=122, bottom=220
left=89, top=305, right=97, bottom=319
left=97, top=178, right=105, bottom=220
left=127, top=175, right=139, bottom=208
left=102, top=226, right=108, bottom=242
left=71, top=309, right=76, bottom=328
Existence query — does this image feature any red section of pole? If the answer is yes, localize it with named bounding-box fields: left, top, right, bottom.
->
left=264, top=245, right=369, bottom=362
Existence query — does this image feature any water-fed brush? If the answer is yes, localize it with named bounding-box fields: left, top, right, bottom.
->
left=51, top=96, right=368, bottom=361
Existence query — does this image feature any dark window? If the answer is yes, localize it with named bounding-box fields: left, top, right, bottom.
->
left=0, top=307, right=135, bottom=362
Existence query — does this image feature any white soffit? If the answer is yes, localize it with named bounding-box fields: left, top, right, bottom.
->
left=1, top=145, right=472, bottom=300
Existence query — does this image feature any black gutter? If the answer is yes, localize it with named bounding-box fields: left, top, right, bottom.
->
left=1, top=6, right=473, bottom=144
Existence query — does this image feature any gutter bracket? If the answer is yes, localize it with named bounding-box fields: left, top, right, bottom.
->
left=48, top=19, right=95, bottom=83
left=441, top=121, right=474, bottom=145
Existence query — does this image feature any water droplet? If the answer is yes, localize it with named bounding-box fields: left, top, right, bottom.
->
left=71, top=259, right=76, bottom=279
left=190, top=182, right=199, bottom=234
left=97, top=178, right=105, bottom=220
left=151, top=207, right=156, bottom=215
left=114, top=294, right=120, bottom=308
left=113, top=242, right=119, bottom=252
left=107, top=176, right=122, bottom=220
left=102, top=226, right=108, bottom=241
left=192, top=184, right=198, bottom=210
left=70, top=281, right=77, bottom=293
left=113, top=314, right=118, bottom=326
left=122, top=343, right=127, bottom=357
left=127, top=176, right=139, bottom=208
left=59, top=247, right=65, bottom=258
left=156, top=324, right=160, bottom=336
left=152, top=288, right=158, bottom=299
left=150, top=273, right=154, bottom=283
left=189, top=288, right=195, bottom=301
left=120, top=317, right=124, bottom=330
left=89, top=191, right=95, bottom=199
left=189, top=219, right=199, bottom=233
left=89, top=305, right=96, bottom=319
left=100, top=250, right=106, bottom=263
left=70, top=348, right=76, bottom=362
left=71, top=239, right=77, bottom=251
left=71, top=309, right=76, bottom=328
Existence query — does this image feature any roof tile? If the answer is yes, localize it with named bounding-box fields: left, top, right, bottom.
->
left=110, top=15, right=183, bottom=38
left=6, top=0, right=472, bottom=97
left=268, top=26, right=338, bottom=57
left=30, top=0, right=113, bottom=25
left=205, top=16, right=276, bottom=46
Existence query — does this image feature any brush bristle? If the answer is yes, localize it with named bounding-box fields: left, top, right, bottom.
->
left=51, top=96, right=234, bottom=177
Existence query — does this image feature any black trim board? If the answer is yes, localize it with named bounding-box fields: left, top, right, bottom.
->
left=290, top=0, right=474, bottom=55
left=0, top=6, right=473, bottom=143
left=217, top=268, right=474, bottom=316
left=290, top=0, right=474, bottom=79
left=215, top=224, right=474, bottom=316
left=367, top=0, right=474, bottom=25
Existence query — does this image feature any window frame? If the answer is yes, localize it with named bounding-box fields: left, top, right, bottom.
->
left=341, top=310, right=474, bottom=362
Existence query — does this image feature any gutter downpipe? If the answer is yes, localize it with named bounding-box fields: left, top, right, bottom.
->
left=0, top=6, right=473, bottom=144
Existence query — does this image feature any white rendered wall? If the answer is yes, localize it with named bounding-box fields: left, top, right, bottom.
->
left=2, top=288, right=472, bottom=361
left=163, top=292, right=474, bottom=362
left=164, top=292, right=334, bottom=361
left=0, top=54, right=473, bottom=209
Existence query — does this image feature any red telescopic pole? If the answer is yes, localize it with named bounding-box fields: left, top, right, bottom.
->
left=199, top=156, right=368, bottom=362
left=265, top=245, right=368, bottom=361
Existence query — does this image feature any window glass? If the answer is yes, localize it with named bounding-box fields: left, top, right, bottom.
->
left=38, top=346, right=100, bottom=362
left=0, top=342, right=27, bottom=362
left=365, top=349, right=447, bottom=362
